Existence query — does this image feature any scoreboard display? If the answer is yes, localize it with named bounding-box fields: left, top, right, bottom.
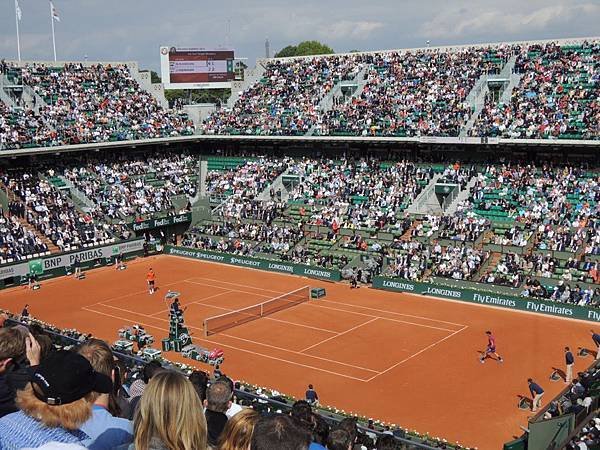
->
left=160, top=47, right=235, bottom=90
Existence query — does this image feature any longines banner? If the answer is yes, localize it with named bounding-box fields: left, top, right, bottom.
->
left=165, top=246, right=341, bottom=282
left=130, top=213, right=192, bottom=232
left=372, top=276, right=600, bottom=323
left=0, top=239, right=145, bottom=280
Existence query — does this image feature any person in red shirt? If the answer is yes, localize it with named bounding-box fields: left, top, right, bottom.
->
left=146, top=268, right=156, bottom=295
left=480, top=330, right=504, bottom=364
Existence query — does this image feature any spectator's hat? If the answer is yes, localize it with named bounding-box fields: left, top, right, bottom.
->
left=30, top=350, right=112, bottom=405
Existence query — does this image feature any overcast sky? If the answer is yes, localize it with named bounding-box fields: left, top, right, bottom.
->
left=1, top=0, right=598, bottom=73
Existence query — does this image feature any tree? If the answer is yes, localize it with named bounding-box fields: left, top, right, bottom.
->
left=274, top=45, right=298, bottom=58
left=274, top=41, right=334, bottom=58
left=150, top=71, right=161, bottom=83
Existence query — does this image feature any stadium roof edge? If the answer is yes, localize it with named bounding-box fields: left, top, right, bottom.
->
left=1, top=134, right=598, bottom=158
left=260, top=36, right=600, bottom=63
left=3, top=60, right=140, bottom=69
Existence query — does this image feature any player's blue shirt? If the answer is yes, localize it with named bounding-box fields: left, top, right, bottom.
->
left=565, top=351, right=574, bottom=365
left=593, top=333, right=600, bottom=345
left=529, top=382, right=544, bottom=396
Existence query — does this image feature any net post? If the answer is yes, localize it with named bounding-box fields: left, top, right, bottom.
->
left=203, top=319, right=208, bottom=337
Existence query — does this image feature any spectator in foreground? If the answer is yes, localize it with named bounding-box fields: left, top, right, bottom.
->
left=327, top=429, right=353, bottom=450
left=0, top=350, right=112, bottom=449
left=77, top=339, right=133, bottom=449
left=189, top=370, right=209, bottom=403
left=251, top=414, right=311, bottom=450
left=216, top=376, right=242, bottom=418
left=204, top=381, right=231, bottom=447
left=0, top=327, right=41, bottom=418
left=128, top=370, right=207, bottom=450
left=218, top=408, right=259, bottom=450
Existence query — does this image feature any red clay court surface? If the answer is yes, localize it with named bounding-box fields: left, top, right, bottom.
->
left=0, top=254, right=595, bottom=449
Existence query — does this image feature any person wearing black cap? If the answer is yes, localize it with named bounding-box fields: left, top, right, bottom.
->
left=0, top=350, right=112, bottom=449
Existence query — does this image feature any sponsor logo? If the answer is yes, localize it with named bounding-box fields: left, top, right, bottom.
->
left=526, top=301, right=573, bottom=317
left=0, top=266, right=16, bottom=277
left=173, top=214, right=191, bottom=224
left=169, top=248, right=225, bottom=262
left=132, top=222, right=151, bottom=231
left=302, top=268, right=332, bottom=279
left=473, top=293, right=516, bottom=307
left=268, top=263, right=294, bottom=273
left=588, top=310, right=600, bottom=322
left=231, top=257, right=261, bottom=267
left=381, top=280, right=415, bottom=291
left=424, top=286, right=462, bottom=298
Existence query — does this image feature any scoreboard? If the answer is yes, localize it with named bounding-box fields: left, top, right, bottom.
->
left=160, top=47, right=235, bottom=90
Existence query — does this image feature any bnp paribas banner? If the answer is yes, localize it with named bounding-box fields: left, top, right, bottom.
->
left=165, top=246, right=341, bottom=282
left=0, top=239, right=145, bottom=280
left=372, top=276, right=600, bottom=323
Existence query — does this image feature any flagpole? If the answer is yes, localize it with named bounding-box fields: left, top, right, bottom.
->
left=14, top=0, right=21, bottom=62
left=50, top=1, right=57, bottom=62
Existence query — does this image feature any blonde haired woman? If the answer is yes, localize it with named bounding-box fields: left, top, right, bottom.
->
left=130, top=370, right=207, bottom=450
left=218, top=408, right=259, bottom=450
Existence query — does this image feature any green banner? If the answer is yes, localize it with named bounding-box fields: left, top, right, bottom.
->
left=165, top=246, right=341, bottom=282
left=28, top=259, right=44, bottom=276
left=130, top=213, right=192, bottom=232
left=372, top=276, right=600, bottom=322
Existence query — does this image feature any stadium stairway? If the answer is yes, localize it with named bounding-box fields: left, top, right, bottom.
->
left=307, top=65, right=368, bottom=136
left=460, top=54, right=519, bottom=138
left=443, top=176, right=478, bottom=215
left=58, top=176, right=96, bottom=213
left=0, top=75, right=18, bottom=109
left=256, top=168, right=292, bottom=202
left=405, top=174, right=442, bottom=215
left=226, top=62, right=267, bottom=109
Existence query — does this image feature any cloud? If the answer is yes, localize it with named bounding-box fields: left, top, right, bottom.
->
left=421, top=2, right=600, bottom=39
left=318, top=20, right=385, bottom=40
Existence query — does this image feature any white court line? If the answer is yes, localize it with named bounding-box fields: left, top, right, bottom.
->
left=97, top=302, right=376, bottom=373
left=299, top=318, right=379, bottom=353
left=184, top=280, right=275, bottom=299
left=217, top=332, right=379, bottom=374
left=81, top=306, right=372, bottom=382
left=189, top=276, right=287, bottom=295
left=316, top=298, right=467, bottom=328
left=87, top=280, right=186, bottom=309
left=306, top=303, right=457, bottom=333
left=185, top=279, right=457, bottom=332
left=150, top=290, right=232, bottom=316
left=365, top=325, right=469, bottom=382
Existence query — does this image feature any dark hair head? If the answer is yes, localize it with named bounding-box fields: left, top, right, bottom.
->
left=527, top=378, right=533, bottom=383
left=327, top=429, right=352, bottom=450
left=142, top=360, right=163, bottom=384
left=291, top=400, right=313, bottom=432
left=312, top=413, right=329, bottom=445
left=251, top=414, right=310, bottom=450
left=485, top=331, right=492, bottom=335
left=188, top=370, right=208, bottom=402
left=375, top=434, right=398, bottom=450
left=308, top=384, right=313, bottom=389
left=565, top=346, right=570, bottom=351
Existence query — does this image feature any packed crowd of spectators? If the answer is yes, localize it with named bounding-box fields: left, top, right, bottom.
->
left=62, top=153, right=197, bottom=221
left=286, top=158, right=431, bottom=229
left=470, top=41, right=599, bottom=140
left=429, top=243, right=488, bottom=280
left=314, top=47, right=506, bottom=137
left=1, top=62, right=194, bottom=150
left=2, top=171, right=126, bottom=252
left=202, top=56, right=362, bottom=135
left=0, top=207, right=49, bottom=264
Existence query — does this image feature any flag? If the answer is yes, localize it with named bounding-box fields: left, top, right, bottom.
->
left=50, top=0, right=60, bottom=21
left=15, top=0, right=22, bottom=21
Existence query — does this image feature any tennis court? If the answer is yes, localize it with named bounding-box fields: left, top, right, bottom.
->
left=0, top=253, right=595, bottom=449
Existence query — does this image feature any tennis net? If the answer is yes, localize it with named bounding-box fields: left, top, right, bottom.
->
left=203, top=285, right=311, bottom=336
